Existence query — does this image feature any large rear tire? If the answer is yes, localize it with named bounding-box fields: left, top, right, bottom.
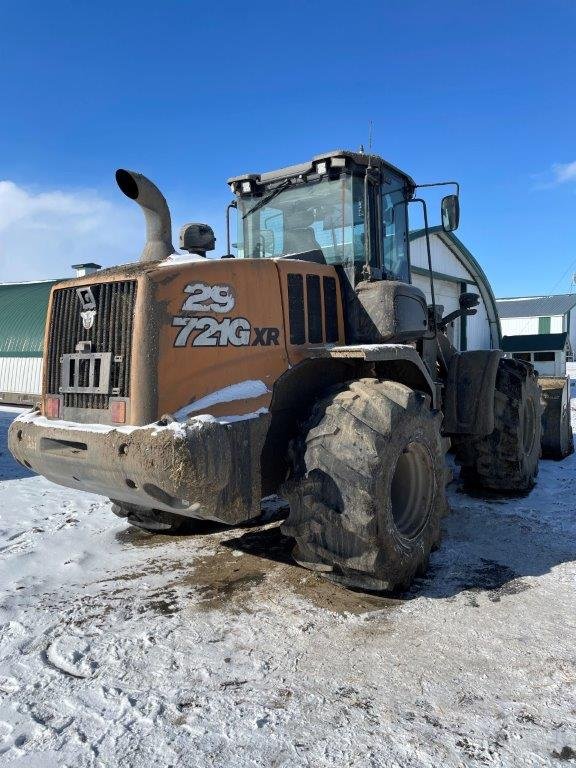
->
left=281, top=379, right=448, bottom=592
left=110, top=501, right=186, bottom=533
left=540, top=377, right=574, bottom=460
left=453, top=358, right=541, bottom=491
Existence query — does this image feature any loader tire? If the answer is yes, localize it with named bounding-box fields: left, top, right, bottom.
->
left=110, top=501, right=186, bottom=533
left=281, top=379, right=448, bottom=592
left=540, top=377, right=574, bottom=460
left=454, top=358, right=541, bottom=491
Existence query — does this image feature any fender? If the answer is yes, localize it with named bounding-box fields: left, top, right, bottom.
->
left=443, top=349, right=503, bottom=436
left=260, top=344, right=437, bottom=495
left=312, top=344, right=437, bottom=407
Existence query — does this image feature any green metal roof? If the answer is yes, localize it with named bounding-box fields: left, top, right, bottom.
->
left=502, top=332, right=567, bottom=353
left=0, top=281, right=57, bottom=357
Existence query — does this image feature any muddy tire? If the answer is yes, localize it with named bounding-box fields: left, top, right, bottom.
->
left=110, top=501, right=186, bottom=533
left=453, top=358, right=541, bottom=491
left=540, top=377, right=574, bottom=460
left=281, top=378, right=448, bottom=592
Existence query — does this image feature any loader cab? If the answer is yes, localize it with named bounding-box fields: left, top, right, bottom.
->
left=228, top=150, right=415, bottom=287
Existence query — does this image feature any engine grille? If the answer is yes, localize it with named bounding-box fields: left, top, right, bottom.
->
left=46, top=280, right=137, bottom=409
left=287, top=273, right=340, bottom=345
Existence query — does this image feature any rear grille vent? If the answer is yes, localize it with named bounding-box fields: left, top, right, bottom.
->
left=287, top=274, right=305, bottom=345
left=46, top=280, right=137, bottom=410
left=287, top=273, right=340, bottom=345
left=323, top=277, right=339, bottom=342
left=306, top=275, right=322, bottom=343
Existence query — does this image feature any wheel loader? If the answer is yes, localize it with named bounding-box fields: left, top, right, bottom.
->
left=8, top=150, right=572, bottom=591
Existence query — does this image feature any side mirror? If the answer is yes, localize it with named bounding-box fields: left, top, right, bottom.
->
left=441, top=194, right=460, bottom=232
left=459, top=291, right=479, bottom=310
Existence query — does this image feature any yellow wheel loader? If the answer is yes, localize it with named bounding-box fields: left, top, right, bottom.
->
left=8, top=150, right=570, bottom=591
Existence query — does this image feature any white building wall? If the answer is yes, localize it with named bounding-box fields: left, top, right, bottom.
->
left=506, top=351, right=566, bottom=377
left=531, top=352, right=565, bottom=377
left=569, top=308, right=576, bottom=357
left=500, top=317, right=539, bottom=335
left=500, top=314, right=564, bottom=336
left=411, top=233, right=495, bottom=351
left=465, top=283, right=491, bottom=349
left=0, top=357, right=42, bottom=397
left=412, top=273, right=461, bottom=347
left=410, top=236, right=471, bottom=279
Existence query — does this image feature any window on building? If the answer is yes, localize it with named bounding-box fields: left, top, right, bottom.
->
left=534, top=351, right=555, bottom=362
left=512, top=352, right=532, bottom=362
left=538, top=316, right=551, bottom=334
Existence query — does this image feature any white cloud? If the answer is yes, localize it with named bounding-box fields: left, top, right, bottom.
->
left=0, top=180, right=143, bottom=282
left=533, top=160, right=576, bottom=190
left=551, top=161, right=576, bottom=185
left=0, top=179, right=231, bottom=282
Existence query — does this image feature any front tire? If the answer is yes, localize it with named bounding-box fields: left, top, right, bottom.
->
left=281, top=379, right=448, bottom=592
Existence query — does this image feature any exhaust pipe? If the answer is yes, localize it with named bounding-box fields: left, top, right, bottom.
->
left=115, top=169, right=175, bottom=262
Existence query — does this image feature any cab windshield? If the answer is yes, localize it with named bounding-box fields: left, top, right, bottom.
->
left=236, top=172, right=410, bottom=281
left=238, top=176, right=356, bottom=266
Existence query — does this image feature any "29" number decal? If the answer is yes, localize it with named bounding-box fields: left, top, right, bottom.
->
left=182, top=283, right=235, bottom=313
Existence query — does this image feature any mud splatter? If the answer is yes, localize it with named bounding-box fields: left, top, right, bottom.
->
left=181, top=523, right=398, bottom=616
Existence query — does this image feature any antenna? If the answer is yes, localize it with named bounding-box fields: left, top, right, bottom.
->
left=366, top=120, right=374, bottom=171
left=362, top=120, right=375, bottom=281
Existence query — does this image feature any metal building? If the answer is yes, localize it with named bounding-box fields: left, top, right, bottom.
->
left=501, top=332, right=568, bottom=377
left=496, top=294, right=576, bottom=360
left=0, top=265, right=101, bottom=405
left=0, top=281, right=57, bottom=405
left=409, top=227, right=501, bottom=350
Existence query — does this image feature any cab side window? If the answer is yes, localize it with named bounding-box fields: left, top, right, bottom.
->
left=382, top=183, right=409, bottom=282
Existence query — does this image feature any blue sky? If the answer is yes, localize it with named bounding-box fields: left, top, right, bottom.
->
left=1, top=0, right=575, bottom=296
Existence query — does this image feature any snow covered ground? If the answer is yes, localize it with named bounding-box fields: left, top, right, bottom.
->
left=0, top=403, right=575, bottom=768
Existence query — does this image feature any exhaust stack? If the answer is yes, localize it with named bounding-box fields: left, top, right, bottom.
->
left=115, top=169, right=175, bottom=262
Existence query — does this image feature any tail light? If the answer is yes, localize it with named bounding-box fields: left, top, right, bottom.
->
left=45, top=396, right=61, bottom=419
left=110, top=400, right=126, bottom=424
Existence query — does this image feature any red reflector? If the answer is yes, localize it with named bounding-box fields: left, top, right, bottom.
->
left=110, top=401, right=126, bottom=424
left=45, top=396, right=60, bottom=419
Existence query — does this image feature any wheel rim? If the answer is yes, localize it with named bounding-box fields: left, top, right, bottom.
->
left=390, top=442, right=434, bottom=540
left=522, top=397, right=536, bottom=455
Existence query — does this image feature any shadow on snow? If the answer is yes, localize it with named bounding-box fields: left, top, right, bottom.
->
left=219, top=462, right=576, bottom=602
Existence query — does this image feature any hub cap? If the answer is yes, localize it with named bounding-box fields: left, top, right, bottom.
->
left=390, top=442, right=434, bottom=540
left=522, top=397, right=536, bottom=455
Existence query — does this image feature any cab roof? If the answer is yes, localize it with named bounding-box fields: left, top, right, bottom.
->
left=228, top=149, right=416, bottom=190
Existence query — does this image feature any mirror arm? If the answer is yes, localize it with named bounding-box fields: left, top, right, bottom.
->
left=409, top=198, right=437, bottom=339
left=438, top=307, right=477, bottom=331
left=225, top=200, right=238, bottom=257
left=413, top=180, right=460, bottom=197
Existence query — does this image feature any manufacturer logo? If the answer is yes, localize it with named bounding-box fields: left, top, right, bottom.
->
left=77, top=287, right=97, bottom=331
left=81, top=310, right=96, bottom=330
